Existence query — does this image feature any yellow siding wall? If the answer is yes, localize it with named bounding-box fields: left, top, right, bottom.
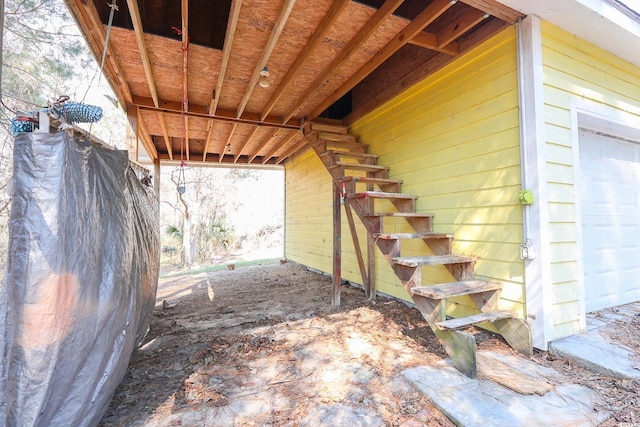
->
left=286, top=26, right=525, bottom=314
left=541, top=21, right=640, bottom=338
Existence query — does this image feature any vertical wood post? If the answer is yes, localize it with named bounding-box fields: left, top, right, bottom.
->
left=367, top=230, right=376, bottom=300
left=332, top=183, right=341, bottom=306
left=153, top=158, right=161, bottom=205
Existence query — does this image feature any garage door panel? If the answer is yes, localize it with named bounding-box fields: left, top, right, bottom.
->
left=580, top=130, right=640, bottom=312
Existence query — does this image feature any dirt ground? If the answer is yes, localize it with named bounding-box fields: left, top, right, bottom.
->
left=99, top=261, right=640, bottom=426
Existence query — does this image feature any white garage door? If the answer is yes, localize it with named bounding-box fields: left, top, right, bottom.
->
left=580, top=129, right=640, bottom=312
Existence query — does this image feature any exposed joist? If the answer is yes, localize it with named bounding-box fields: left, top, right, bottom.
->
left=344, top=18, right=510, bottom=124
left=458, top=0, right=523, bottom=23
left=126, top=0, right=159, bottom=106
left=236, top=0, right=297, bottom=118
left=308, top=0, right=455, bottom=120
left=218, top=123, right=238, bottom=163
left=248, top=128, right=279, bottom=163
left=260, top=0, right=350, bottom=120
left=276, top=131, right=317, bottom=164
left=262, top=130, right=299, bottom=164
left=65, top=0, right=132, bottom=106
left=181, top=0, right=190, bottom=161
left=437, top=9, right=488, bottom=48
left=234, top=126, right=260, bottom=163
left=283, top=0, right=405, bottom=122
left=133, top=96, right=301, bottom=130
left=203, top=0, right=242, bottom=161
left=409, top=32, right=458, bottom=55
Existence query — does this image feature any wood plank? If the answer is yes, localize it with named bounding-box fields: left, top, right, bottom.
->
left=283, top=0, right=406, bottom=122
left=320, top=151, right=379, bottom=161
left=217, top=123, right=237, bottom=163
left=233, top=126, right=260, bottom=163
left=374, top=232, right=452, bottom=239
left=262, top=129, right=299, bottom=164
left=158, top=114, right=173, bottom=160
left=412, top=279, right=500, bottom=299
left=328, top=162, right=388, bottom=173
left=333, top=181, right=342, bottom=306
left=437, top=9, right=488, bottom=48
left=349, top=191, right=416, bottom=200
left=248, top=128, right=279, bottom=163
left=393, top=255, right=476, bottom=268
left=276, top=132, right=317, bottom=164
left=436, top=310, right=515, bottom=330
left=310, top=122, right=349, bottom=133
left=409, top=31, right=458, bottom=55
left=366, top=212, right=432, bottom=218
left=318, top=132, right=357, bottom=143
left=477, top=352, right=554, bottom=395
left=136, top=108, right=158, bottom=159
left=236, top=0, right=297, bottom=118
left=126, top=0, right=160, bottom=107
left=261, top=0, right=350, bottom=119
left=494, top=317, right=533, bottom=357
left=458, top=0, right=523, bottom=24
left=344, top=199, right=369, bottom=294
left=340, top=176, right=403, bottom=186
left=308, top=0, right=456, bottom=119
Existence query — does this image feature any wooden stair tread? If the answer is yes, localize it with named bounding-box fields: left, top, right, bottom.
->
left=374, top=233, right=452, bottom=239
left=365, top=212, right=433, bottom=218
left=436, top=310, right=516, bottom=330
left=411, top=280, right=501, bottom=299
left=310, top=122, right=348, bottom=134
left=392, top=255, right=476, bottom=268
left=320, top=151, right=379, bottom=160
left=319, top=132, right=357, bottom=143
left=328, top=162, right=388, bottom=172
left=349, top=191, right=416, bottom=200
left=338, top=176, right=402, bottom=185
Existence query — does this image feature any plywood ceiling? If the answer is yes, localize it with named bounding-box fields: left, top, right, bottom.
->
left=65, top=0, right=523, bottom=166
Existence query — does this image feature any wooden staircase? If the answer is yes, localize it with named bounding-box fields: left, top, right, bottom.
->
left=306, top=122, right=532, bottom=378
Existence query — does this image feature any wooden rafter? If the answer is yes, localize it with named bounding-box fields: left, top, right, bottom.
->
left=126, top=0, right=170, bottom=162
left=260, top=0, right=349, bottom=120
left=458, top=0, right=523, bottom=23
left=234, top=126, right=260, bottom=163
left=437, top=8, right=488, bottom=47
left=133, top=96, right=301, bottom=129
left=283, top=0, right=405, bottom=122
left=308, top=0, right=456, bottom=120
left=236, top=0, right=297, bottom=118
left=203, top=0, right=242, bottom=161
left=136, top=108, right=158, bottom=159
left=409, top=32, right=458, bottom=55
left=262, top=130, right=299, bottom=164
left=275, top=133, right=314, bottom=164
left=248, top=128, right=279, bottom=163
left=218, top=123, right=238, bottom=163
left=345, top=18, right=510, bottom=124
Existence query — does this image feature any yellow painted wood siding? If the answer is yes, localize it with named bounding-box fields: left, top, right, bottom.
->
left=541, top=21, right=640, bottom=338
left=349, top=27, right=525, bottom=312
left=285, top=148, right=371, bottom=287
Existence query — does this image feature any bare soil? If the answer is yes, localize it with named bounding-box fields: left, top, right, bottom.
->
left=98, top=261, right=640, bottom=426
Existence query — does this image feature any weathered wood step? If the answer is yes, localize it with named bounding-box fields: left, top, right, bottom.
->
left=374, top=233, right=453, bottom=240
left=392, top=255, right=476, bottom=268
left=322, top=140, right=367, bottom=153
left=319, top=151, right=379, bottom=161
left=328, top=162, right=388, bottom=173
left=310, top=122, right=348, bottom=134
left=365, top=212, right=433, bottom=218
left=319, top=132, right=357, bottom=144
left=411, top=280, right=501, bottom=299
left=436, top=310, right=516, bottom=330
left=338, top=176, right=402, bottom=186
left=349, top=191, right=416, bottom=201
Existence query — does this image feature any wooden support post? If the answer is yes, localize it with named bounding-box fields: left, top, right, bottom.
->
left=344, top=199, right=368, bottom=296
left=366, top=180, right=376, bottom=299
left=332, top=182, right=341, bottom=306
left=153, top=157, right=161, bottom=203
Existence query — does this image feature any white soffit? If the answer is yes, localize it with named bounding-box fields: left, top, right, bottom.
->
left=498, top=0, right=640, bottom=68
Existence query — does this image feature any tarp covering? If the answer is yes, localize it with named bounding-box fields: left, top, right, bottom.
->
left=0, top=131, right=160, bottom=426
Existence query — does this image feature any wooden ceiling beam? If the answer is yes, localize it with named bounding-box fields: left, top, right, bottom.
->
left=262, top=130, right=299, bottom=164
left=203, top=0, right=242, bottom=161
left=260, top=0, right=350, bottom=120
left=133, top=96, right=301, bottom=129
left=275, top=133, right=314, bottom=165
left=218, top=123, right=238, bottom=163
left=181, top=0, right=190, bottom=162
left=283, top=0, right=405, bottom=122
left=234, top=126, right=260, bottom=163
left=65, top=0, right=132, bottom=106
left=409, top=32, right=458, bottom=55
left=236, top=0, right=297, bottom=118
left=158, top=113, right=174, bottom=160
left=458, top=0, right=523, bottom=23
left=308, top=0, right=455, bottom=120
left=437, top=8, right=488, bottom=48
left=134, top=107, right=158, bottom=160
left=248, top=128, right=280, bottom=163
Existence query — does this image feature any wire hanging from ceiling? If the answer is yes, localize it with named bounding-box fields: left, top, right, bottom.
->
left=173, top=24, right=189, bottom=195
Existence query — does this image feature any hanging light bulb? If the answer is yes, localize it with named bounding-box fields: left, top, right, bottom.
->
left=259, top=66, right=270, bottom=88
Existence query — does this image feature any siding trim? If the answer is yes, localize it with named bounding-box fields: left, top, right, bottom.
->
left=518, top=15, right=554, bottom=350
left=570, top=97, right=640, bottom=327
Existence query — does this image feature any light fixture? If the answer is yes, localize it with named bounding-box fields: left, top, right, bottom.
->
left=259, top=66, right=270, bottom=88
